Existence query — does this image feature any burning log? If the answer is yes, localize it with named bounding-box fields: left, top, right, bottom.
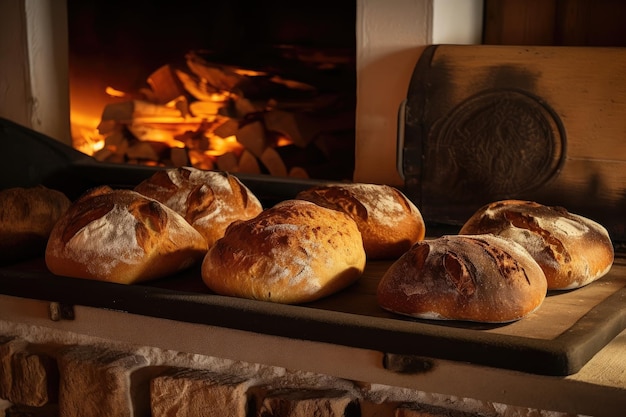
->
left=185, top=52, right=243, bottom=92
left=83, top=48, right=354, bottom=181
left=263, top=110, right=319, bottom=148
left=238, top=150, right=261, bottom=175
left=126, top=141, right=171, bottom=163
left=260, top=147, right=288, bottom=177
left=99, top=99, right=187, bottom=125
left=216, top=152, right=239, bottom=172
left=236, top=121, right=267, bottom=157
left=170, top=147, right=190, bottom=167
left=213, top=118, right=239, bottom=138
left=144, top=65, right=185, bottom=104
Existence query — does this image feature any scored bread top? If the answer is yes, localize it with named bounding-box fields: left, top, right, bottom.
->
left=134, top=167, right=263, bottom=247
left=201, top=199, right=366, bottom=304
left=296, top=183, right=425, bottom=259
left=376, top=234, right=548, bottom=323
left=45, top=186, right=207, bottom=284
left=459, top=200, right=614, bottom=290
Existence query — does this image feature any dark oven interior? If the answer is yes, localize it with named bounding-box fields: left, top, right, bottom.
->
left=67, top=0, right=357, bottom=182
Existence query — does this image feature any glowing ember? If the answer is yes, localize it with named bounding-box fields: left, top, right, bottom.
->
left=105, top=86, right=126, bottom=98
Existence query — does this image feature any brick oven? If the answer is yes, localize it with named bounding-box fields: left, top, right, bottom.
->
left=2, top=1, right=626, bottom=417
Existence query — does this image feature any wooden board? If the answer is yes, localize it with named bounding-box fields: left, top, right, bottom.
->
left=1, top=254, right=625, bottom=376
left=399, top=45, right=626, bottom=241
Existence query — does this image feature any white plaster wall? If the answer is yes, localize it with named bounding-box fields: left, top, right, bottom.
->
left=0, top=1, right=31, bottom=131
left=354, top=0, right=483, bottom=186
left=0, top=0, right=70, bottom=145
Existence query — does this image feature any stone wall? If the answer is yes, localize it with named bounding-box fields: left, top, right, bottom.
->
left=0, top=322, right=570, bottom=417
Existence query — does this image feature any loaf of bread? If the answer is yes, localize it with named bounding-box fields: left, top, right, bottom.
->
left=459, top=200, right=614, bottom=290
left=45, top=186, right=208, bottom=284
left=296, top=183, right=425, bottom=259
left=377, top=234, right=547, bottom=323
left=0, top=186, right=71, bottom=264
left=134, top=168, right=263, bottom=247
left=201, top=199, right=367, bottom=304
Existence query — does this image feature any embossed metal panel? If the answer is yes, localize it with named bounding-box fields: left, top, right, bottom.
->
left=399, top=45, right=626, bottom=241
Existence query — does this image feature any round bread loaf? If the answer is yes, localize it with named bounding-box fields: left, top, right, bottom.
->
left=201, top=199, right=366, bottom=304
left=377, top=234, right=547, bottom=323
left=134, top=168, right=263, bottom=247
left=459, top=200, right=614, bottom=290
left=45, top=186, right=208, bottom=284
left=0, top=186, right=71, bottom=264
left=296, top=183, right=425, bottom=259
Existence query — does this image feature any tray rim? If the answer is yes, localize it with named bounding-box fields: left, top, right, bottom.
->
left=1, top=259, right=625, bottom=377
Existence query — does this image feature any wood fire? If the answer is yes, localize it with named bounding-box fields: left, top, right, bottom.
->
left=70, top=50, right=355, bottom=180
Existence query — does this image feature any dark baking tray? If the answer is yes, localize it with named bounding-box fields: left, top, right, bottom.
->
left=1, top=255, right=625, bottom=377
left=2, top=116, right=626, bottom=376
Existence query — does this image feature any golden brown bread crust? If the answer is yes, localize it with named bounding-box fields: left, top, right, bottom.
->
left=377, top=234, right=547, bottom=323
left=45, top=186, right=208, bottom=284
left=0, top=186, right=71, bottom=264
left=201, top=199, right=366, bottom=304
left=459, top=200, right=614, bottom=290
left=134, top=168, right=263, bottom=247
left=295, top=183, right=425, bottom=259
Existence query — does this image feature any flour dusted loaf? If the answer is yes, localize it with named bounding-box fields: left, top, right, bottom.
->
left=134, top=167, right=263, bottom=247
left=0, top=186, right=71, bottom=264
left=377, top=234, right=547, bottom=323
left=459, top=200, right=614, bottom=290
left=45, top=186, right=208, bottom=284
left=296, top=183, right=425, bottom=259
left=201, top=199, right=366, bottom=304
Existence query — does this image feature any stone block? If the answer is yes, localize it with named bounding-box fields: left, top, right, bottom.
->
left=0, top=337, right=58, bottom=407
left=257, top=388, right=360, bottom=417
left=57, top=345, right=148, bottom=417
left=150, top=368, right=252, bottom=417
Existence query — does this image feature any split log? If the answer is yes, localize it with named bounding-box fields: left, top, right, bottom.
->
left=189, top=101, right=223, bottom=118
left=126, top=141, right=162, bottom=162
left=145, top=65, right=185, bottom=104
left=234, top=98, right=266, bottom=119
left=236, top=121, right=267, bottom=157
left=213, top=118, right=239, bottom=138
left=238, top=150, right=261, bottom=175
left=97, top=119, right=123, bottom=136
left=169, top=147, right=190, bottom=167
left=263, top=110, right=319, bottom=148
left=188, top=150, right=215, bottom=171
left=260, top=147, right=288, bottom=177
left=100, top=100, right=184, bottom=124
left=185, top=52, right=243, bottom=92
left=288, top=166, right=309, bottom=178
left=175, top=69, right=220, bottom=101
left=103, top=132, right=129, bottom=155
left=216, top=152, right=239, bottom=172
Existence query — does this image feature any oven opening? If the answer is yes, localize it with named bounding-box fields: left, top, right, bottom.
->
left=68, top=1, right=357, bottom=181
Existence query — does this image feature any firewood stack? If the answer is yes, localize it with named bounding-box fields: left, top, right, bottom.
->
left=93, top=50, right=355, bottom=180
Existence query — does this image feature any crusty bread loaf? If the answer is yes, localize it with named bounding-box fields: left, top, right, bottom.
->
left=377, top=234, right=547, bottom=323
left=134, top=168, right=263, bottom=247
left=459, top=200, right=614, bottom=290
left=45, top=186, right=208, bottom=284
left=0, top=186, right=71, bottom=264
left=201, top=199, right=366, bottom=304
left=296, top=183, right=425, bottom=259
